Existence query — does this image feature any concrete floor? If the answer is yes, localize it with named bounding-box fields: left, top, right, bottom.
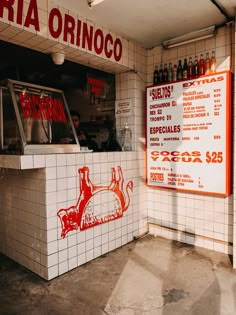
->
left=1, top=235, right=236, bottom=315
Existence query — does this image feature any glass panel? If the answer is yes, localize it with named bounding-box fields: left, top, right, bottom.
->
left=8, top=80, right=77, bottom=145
left=0, top=87, right=22, bottom=154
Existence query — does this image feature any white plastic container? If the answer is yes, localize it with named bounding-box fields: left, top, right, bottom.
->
left=121, top=123, right=132, bottom=151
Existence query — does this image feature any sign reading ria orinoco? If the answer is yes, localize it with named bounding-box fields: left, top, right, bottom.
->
left=0, top=0, right=122, bottom=62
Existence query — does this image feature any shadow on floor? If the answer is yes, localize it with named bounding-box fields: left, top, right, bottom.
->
left=0, top=235, right=236, bottom=315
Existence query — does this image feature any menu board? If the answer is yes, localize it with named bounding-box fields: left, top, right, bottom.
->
left=146, top=71, right=231, bottom=196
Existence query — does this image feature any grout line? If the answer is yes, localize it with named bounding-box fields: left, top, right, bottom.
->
left=148, top=222, right=233, bottom=246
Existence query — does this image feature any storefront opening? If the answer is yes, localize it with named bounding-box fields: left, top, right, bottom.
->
left=0, top=40, right=120, bottom=153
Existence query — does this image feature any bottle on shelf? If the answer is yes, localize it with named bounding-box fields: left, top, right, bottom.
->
left=205, top=52, right=211, bottom=75
left=153, top=65, right=159, bottom=85
left=163, top=64, right=168, bottom=82
left=210, top=51, right=217, bottom=73
left=172, top=64, right=177, bottom=82
left=187, top=56, right=193, bottom=78
left=168, top=62, right=173, bottom=82
left=193, top=55, right=199, bottom=77
left=199, top=53, right=205, bottom=75
left=159, top=63, right=163, bottom=83
left=177, top=60, right=183, bottom=80
left=182, top=58, right=188, bottom=79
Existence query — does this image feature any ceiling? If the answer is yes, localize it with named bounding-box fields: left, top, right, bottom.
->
left=55, top=0, right=236, bottom=49
left=0, top=0, right=235, bottom=88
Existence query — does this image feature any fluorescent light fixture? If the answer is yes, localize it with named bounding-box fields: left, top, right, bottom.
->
left=88, top=0, right=105, bottom=7
left=162, top=26, right=216, bottom=49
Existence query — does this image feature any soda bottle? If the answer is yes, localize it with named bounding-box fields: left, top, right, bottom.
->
left=183, top=58, right=188, bottom=79
left=205, top=52, right=211, bottom=75
left=153, top=65, right=159, bottom=85
left=159, top=63, right=163, bottom=83
left=187, top=57, right=193, bottom=78
left=199, top=53, right=205, bottom=75
left=172, top=64, right=177, bottom=82
left=163, top=64, right=168, bottom=82
left=168, top=62, right=173, bottom=82
left=210, top=51, right=217, bottom=73
left=177, top=60, right=183, bottom=80
left=193, top=55, right=199, bottom=77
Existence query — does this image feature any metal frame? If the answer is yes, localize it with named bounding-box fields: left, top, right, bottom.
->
left=0, top=87, right=3, bottom=151
left=6, top=79, right=81, bottom=155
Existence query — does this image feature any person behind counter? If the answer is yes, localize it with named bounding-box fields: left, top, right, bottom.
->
left=70, top=110, right=98, bottom=151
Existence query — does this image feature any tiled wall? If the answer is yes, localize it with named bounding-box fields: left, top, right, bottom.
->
left=115, top=41, right=148, bottom=237
left=0, top=0, right=148, bottom=280
left=0, top=152, right=144, bottom=280
left=146, top=25, right=235, bottom=255
left=0, top=0, right=236, bottom=278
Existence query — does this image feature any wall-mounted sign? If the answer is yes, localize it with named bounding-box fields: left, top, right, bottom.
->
left=87, top=77, right=105, bottom=96
left=146, top=71, right=231, bottom=196
left=115, top=99, right=132, bottom=117
left=0, top=0, right=122, bottom=62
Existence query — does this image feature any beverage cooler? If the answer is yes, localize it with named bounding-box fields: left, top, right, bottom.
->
left=0, top=80, right=80, bottom=155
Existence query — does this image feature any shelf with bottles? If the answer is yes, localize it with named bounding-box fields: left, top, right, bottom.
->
left=152, top=51, right=217, bottom=85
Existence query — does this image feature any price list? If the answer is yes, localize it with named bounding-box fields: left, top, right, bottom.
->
left=146, top=71, right=231, bottom=196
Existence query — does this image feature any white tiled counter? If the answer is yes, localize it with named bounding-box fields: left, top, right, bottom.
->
left=0, top=152, right=147, bottom=280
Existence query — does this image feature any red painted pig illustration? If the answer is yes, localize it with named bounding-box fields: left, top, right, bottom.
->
left=57, top=166, right=133, bottom=238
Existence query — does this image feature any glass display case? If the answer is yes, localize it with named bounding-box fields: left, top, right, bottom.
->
left=0, top=80, right=80, bottom=154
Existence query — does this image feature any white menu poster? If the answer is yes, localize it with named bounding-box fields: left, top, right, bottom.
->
left=146, top=71, right=231, bottom=196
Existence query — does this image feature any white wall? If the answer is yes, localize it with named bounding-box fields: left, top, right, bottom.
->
left=0, top=0, right=235, bottom=279
left=0, top=152, right=145, bottom=280
left=146, top=25, right=235, bottom=255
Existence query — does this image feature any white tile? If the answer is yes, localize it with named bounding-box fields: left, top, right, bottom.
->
left=94, top=246, right=101, bottom=258
left=47, top=240, right=58, bottom=254
left=46, top=179, right=57, bottom=193
left=78, top=242, right=86, bottom=254
left=77, top=231, right=86, bottom=243
left=46, top=167, right=57, bottom=180
left=48, top=265, right=59, bottom=280
left=47, top=229, right=58, bottom=242
left=59, top=249, right=68, bottom=263
left=86, top=249, right=94, bottom=262
left=67, top=165, right=76, bottom=177
left=33, top=155, right=46, bottom=168
left=46, top=192, right=57, bottom=205
left=46, top=155, right=56, bottom=167
left=86, top=229, right=94, bottom=240
left=68, top=234, right=77, bottom=247
left=59, top=261, right=69, bottom=275
left=69, top=257, right=78, bottom=270
left=21, top=156, right=34, bottom=169
left=68, top=245, right=77, bottom=258
left=57, top=190, right=67, bottom=203
left=47, top=216, right=58, bottom=230
left=86, top=239, right=93, bottom=251
left=57, top=154, right=67, bottom=166
left=78, top=253, right=86, bottom=266
left=48, top=253, right=59, bottom=267
left=102, top=243, right=108, bottom=254
left=66, top=154, right=76, bottom=165
left=57, top=166, right=67, bottom=178
left=57, top=178, right=67, bottom=191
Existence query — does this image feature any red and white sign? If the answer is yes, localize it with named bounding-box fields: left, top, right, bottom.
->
left=146, top=71, right=231, bottom=196
left=0, top=0, right=122, bottom=62
left=19, top=92, right=67, bottom=122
